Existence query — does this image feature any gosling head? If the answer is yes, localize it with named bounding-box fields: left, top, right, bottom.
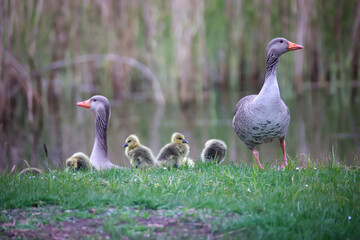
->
left=266, top=37, right=303, bottom=58
left=66, top=152, right=90, bottom=169
left=171, top=132, right=188, bottom=145
left=123, top=135, right=140, bottom=149
left=66, top=158, right=78, bottom=169
left=77, top=95, right=110, bottom=117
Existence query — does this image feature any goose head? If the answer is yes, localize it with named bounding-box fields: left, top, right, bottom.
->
left=123, top=135, right=140, bottom=149
left=77, top=95, right=110, bottom=117
left=171, top=132, right=188, bottom=144
left=266, top=38, right=303, bottom=57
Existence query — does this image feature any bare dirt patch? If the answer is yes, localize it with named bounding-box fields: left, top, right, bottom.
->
left=1, top=207, right=109, bottom=239
left=0, top=206, right=236, bottom=239
left=3, top=218, right=108, bottom=240
left=134, top=209, right=214, bottom=238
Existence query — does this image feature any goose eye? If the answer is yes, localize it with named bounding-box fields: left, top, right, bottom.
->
left=280, top=40, right=283, bottom=43
left=93, top=99, right=97, bottom=102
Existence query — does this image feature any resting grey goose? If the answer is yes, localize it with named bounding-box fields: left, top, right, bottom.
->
left=77, top=95, right=120, bottom=170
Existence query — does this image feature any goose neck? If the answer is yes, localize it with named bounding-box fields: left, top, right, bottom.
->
left=90, top=111, right=109, bottom=163
left=265, top=53, right=279, bottom=79
left=258, top=57, right=281, bottom=100
left=95, top=112, right=108, bottom=152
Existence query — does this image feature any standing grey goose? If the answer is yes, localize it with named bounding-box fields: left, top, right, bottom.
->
left=77, top=95, right=120, bottom=170
left=232, top=38, right=303, bottom=169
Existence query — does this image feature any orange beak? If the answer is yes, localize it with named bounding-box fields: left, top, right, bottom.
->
left=77, top=99, right=90, bottom=109
left=288, top=41, right=303, bottom=51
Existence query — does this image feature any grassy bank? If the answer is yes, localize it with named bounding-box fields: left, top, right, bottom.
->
left=0, top=163, right=359, bottom=239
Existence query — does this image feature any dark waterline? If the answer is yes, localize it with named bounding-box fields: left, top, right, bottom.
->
left=1, top=90, right=359, bottom=172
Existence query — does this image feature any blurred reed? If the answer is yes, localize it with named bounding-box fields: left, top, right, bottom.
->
left=0, top=0, right=359, bottom=164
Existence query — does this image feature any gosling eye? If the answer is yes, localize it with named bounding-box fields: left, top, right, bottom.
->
left=178, top=137, right=182, bottom=140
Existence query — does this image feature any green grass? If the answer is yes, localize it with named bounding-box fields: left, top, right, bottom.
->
left=1, top=162, right=359, bottom=239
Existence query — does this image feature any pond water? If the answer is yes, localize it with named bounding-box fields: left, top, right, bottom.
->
left=1, top=89, right=359, bottom=172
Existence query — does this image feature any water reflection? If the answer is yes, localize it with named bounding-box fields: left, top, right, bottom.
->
left=1, top=90, right=359, bottom=171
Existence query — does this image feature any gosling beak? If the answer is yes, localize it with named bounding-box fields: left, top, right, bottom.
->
left=122, top=143, right=128, bottom=148
left=77, top=99, right=90, bottom=109
left=182, top=139, right=188, bottom=144
left=288, top=41, right=303, bottom=51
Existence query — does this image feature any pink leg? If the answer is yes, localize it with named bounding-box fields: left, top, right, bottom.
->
left=252, top=149, right=263, bottom=170
left=279, top=139, right=287, bottom=169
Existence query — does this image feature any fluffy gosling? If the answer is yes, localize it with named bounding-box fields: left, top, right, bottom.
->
left=179, top=156, right=195, bottom=168
left=200, top=139, right=227, bottom=164
left=156, top=132, right=189, bottom=169
left=123, top=135, right=156, bottom=169
left=19, top=167, right=43, bottom=176
left=66, top=152, right=92, bottom=171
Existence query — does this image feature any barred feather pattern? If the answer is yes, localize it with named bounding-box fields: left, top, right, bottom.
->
left=233, top=94, right=289, bottom=150
left=265, top=53, right=279, bottom=79
left=95, top=111, right=109, bottom=153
